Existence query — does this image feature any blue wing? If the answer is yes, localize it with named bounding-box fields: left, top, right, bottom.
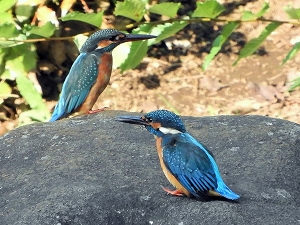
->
left=162, top=133, right=240, bottom=200
left=162, top=133, right=218, bottom=197
left=49, top=52, right=100, bottom=122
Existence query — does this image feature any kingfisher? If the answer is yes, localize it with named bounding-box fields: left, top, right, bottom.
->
left=116, top=110, right=240, bottom=200
left=49, top=29, right=156, bottom=122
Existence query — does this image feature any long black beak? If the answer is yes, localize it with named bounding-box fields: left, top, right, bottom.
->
left=123, top=33, right=157, bottom=42
left=116, top=116, right=149, bottom=126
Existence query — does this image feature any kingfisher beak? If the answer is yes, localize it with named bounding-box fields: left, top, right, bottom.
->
left=123, top=33, right=157, bottom=42
left=116, top=115, right=149, bottom=126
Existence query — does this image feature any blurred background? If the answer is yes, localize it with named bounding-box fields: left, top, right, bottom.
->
left=0, top=0, right=299, bottom=135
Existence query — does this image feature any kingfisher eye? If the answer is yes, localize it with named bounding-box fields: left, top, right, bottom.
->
left=144, top=117, right=152, bottom=123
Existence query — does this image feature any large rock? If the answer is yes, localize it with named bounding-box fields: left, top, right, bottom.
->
left=0, top=111, right=299, bottom=225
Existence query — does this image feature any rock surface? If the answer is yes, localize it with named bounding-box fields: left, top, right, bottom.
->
left=0, top=111, right=299, bottom=225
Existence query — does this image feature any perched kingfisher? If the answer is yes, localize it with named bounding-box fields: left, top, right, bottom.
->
left=116, top=110, right=240, bottom=200
left=49, top=29, right=156, bottom=122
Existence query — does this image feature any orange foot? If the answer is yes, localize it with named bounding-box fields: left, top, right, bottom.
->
left=88, top=107, right=108, bottom=114
left=161, top=186, right=185, bottom=196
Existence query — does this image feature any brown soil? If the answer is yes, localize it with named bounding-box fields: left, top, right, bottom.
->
left=0, top=0, right=299, bottom=135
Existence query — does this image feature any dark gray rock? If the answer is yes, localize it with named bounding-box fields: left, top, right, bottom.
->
left=0, top=111, right=299, bottom=225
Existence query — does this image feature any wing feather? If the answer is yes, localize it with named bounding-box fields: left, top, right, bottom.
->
left=49, top=52, right=100, bottom=121
left=162, top=134, right=218, bottom=197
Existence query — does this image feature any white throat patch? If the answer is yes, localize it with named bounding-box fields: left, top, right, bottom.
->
left=159, top=127, right=182, bottom=134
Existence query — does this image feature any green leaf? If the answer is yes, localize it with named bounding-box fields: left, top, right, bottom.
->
left=192, top=0, right=225, bottom=18
left=0, top=12, right=15, bottom=23
left=61, top=11, right=103, bottom=27
left=241, top=2, right=269, bottom=20
left=282, top=42, right=300, bottom=65
left=289, top=77, right=300, bottom=91
left=15, top=4, right=34, bottom=22
left=203, top=22, right=238, bottom=70
left=0, top=0, right=17, bottom=13
left=0, top=34, right=27, bottom=48
left=4, top=44, right=37, bottom=78
left=233, top=22, right=281, bottom=65
left=119, top=40, right=148, bottom=72
left=149, top=2, right=181, bottom=18
left=0, top=82, right=11, bottom=95
left=284, top=6, right=300, bottom=20
left=16, top=73, right=48, bottom=112
left=0, top=23, right=20, bottom=38
left=73, top=34, right=88, bottom=50
left=149, top=21, right=188, bottom=45
left=115, top=0, right=146, bottom=22
left=29, top=22, right=56, bottom=38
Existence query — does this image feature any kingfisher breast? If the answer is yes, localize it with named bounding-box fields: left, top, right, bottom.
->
left=76, top=52, right=113, bottom=113
left=155, top=137, right=190, bottom=196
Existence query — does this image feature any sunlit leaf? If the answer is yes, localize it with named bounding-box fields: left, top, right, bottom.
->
left=203, top=22, right=238, bottom=70
left=15, top=4, right=34, bottom=22
left=192, top=0, right=225, bottom=18
left=16, top=73, right=48, bottom=113
left=29, top=22, right=56, bottom=38
left=0, top=0, right=17, bottom=13
left=284, top=6, right=300, bottom=20
left=0, top=34, right=27, bottom=48
left=234, top=22, right=281, bottom=65
left=73, top=34, right=88, bottom=50
left=282, top=42, right=300, bottom=65
left=61, top=11, right=103, bottom=27
left=0, top=23, right=20, bottom=38
left=0, top=82, right=11, bottom=95
left=148, top=21, right=188, bottom=45
left=242, top=2, right=269, bottom=20
left=149, top=2, right=181, bottom=18
left=0, top=12, right=14, bottom=23
left=115, top=0, right=146, bottom=22
left=289, top=77, right=300, bottom=91
left=120, top=40, right=148, bottom=72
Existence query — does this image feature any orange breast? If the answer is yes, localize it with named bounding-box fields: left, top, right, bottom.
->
left=155, top=137, right=190, bottom=196
left=77, top=52, right=113, bottom=113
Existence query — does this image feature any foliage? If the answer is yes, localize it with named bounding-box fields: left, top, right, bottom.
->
left=0, top=0, right=300, bottom=127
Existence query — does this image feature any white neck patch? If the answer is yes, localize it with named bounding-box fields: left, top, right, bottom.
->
left=159, top=127, right=182, bottom=134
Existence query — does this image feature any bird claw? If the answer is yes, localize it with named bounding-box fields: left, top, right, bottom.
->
left=160, top=185, right=185, bottom=196
left=88, top=107, right=108, bottom=114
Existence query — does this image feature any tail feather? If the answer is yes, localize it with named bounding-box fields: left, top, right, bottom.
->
left=216, top=184, right=240, bottom=200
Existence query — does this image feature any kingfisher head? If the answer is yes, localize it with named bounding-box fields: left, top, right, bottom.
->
left=80, top=29, right=156, bottom=53
left=116, top=110, right=186, bottom=137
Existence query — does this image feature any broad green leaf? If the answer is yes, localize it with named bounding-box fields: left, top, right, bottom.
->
left=0, top=0, right=17, bottom=13
left=284, top=6, right=300, bottom=20
left=203, top=22, right=238, bottom=70
left=5, top=44, right=37, bottom=77
left=19, top=108, right=50, bottom=124
left=0, top=12, right=14, bottom=23
left=233, top=22, right=281, bottom=65
left=115, top=0, right=146, bottom=22
left=120, top=40, right=148, bottom=72
left=16, top=73, right=48, bottom=113
left=112, top=42, right=131, bottom=69
left=15, top=4, right=34, bottom=22
left=192, top=0, right=225, bottom=18
left=0, top=82, right=11, bottom=95
left=73, top=34, right=88, bottom=50
left=289, top=77, right=300, bottom=91
left=148, top=21, right=188, bottom=45
left=29, top=22, right=56, bottom=38
left=0, top=23, right=20, bottom=38
left=61, top=11, right=103, bottom=27
left=149, top=2, right=181, bottom=18
left=282, top=42, right=300, bottom=65
left=242, top=2, right=269, bottom=20
left=0, top=34, right=26, bottom=48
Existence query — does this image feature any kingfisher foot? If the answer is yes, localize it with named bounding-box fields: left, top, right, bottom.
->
left=161, top=186, right=185, bottom=196
left=88, top=107, right=108, bottom=114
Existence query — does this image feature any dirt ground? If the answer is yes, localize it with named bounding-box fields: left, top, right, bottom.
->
left=0, top=0, right=299, bottom=135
